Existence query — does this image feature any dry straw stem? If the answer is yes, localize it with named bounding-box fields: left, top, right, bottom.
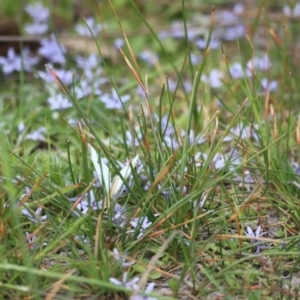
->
left=135, top=231, right=177, bottom=293
left=108, top=0, right=147, bottom=96
left=45, top=269, right=77, bottom=300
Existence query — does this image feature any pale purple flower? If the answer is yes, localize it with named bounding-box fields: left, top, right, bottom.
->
left=114, top=38, right=125, bottom=49
left=130, top=282, right=157, bottom=300
left=261, top=78, right=278, bottom=92
left=26, top=127, right=47, bottom=141
left=75, top=54, right=101, bottom=70
left=110, top=272, right=157, bottom=299
left=219, top=151, right=241, bottom=169
left=74, top=75, right=105, bottom=98
left=25, top=3, right=49, bottom=23
left=18, top=122, right=25, bottom=133
left=201, top=69, right=224, bottom=88
left=159, top=21, right=185, bottom=39
left=160, top=21, right=200, bottom=41
left=100, top=89, right=130, bottom=109
left=48, top=94, right=72, bottom=110
left=158, top=30, right=170, bottom=40
left=245, top=225, right=264, bottom=253
left=190, top=53, right=202, bottom=65
left=246, top=55, right=272, bottom=75
left=229, top=123, right=260, bottom=142
left=223, top=24, right=245, bottom=41
left=131, top=216, right=153, bottom=229
left=181, top=130, right=207, bottom=145
left=69, top=191, right=99, bottom=216
left=195, top=150, right=240, bottom=170
left=126, top=130, right=142, bottom=147
left=109, top=272, right=139, bottom=290
left=166, top=79, right=192, bottom=93
left=194, top=152, right=208, bottom=167
left=26, top=232, right=47, bottom=248
left=22, top=47, right=40, bottom=68
left=0, top=48, right=21, bottom=75
left=245, top=226, right=261, bottom=239
left=83, top=66, right=105, bottom=83
left=75, top=54, right=105, bottom=83
left=163, top=134, right=179, bottom=149
left=130, top=216, right=152, bottom=239
left=293, top=162, right=300, bottom=176
left=38, top=67, right=74, bottom=85
left=0, top=47, right=39, bottom=75
left=112, top=203, right=127, bottom=226
left=215, top=11, right=240, bottom=23
left=154, top=114, right=175, bottom=136
left=39, top=36, right=66, bottom=64
left=229, top=62, right=244, bottom=79
left=26, top=232, right=36, bottom=249
left=22, top=207, right=47, bottom=223
left=211, top=153, right=227, bottom=169
left=183, top=80, right=192, bottom=93
left=74, top=235, right=90, bottom=244
left=75, top=17, right=105, bottom=37
left=139, top=50, right=159, bottom=66
left=233, top=3, right=244, bottom=14
left=24, top=22, right=48, bottom=35
left=112, top=248, right=135, bottom=267
left=283, top=2, right=300, bottom=18
left=136, top=85, right=147, bottom=99
left=74, top=80, right=92, bottom=99
left=195, top=37, right=219, bottom=50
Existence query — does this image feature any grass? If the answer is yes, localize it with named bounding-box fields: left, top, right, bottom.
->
left=1, top=0, right=300, bottom=299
